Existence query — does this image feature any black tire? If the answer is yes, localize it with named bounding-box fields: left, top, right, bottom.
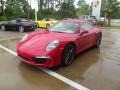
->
left=96, top=33, right=102, bottom=47
left=1, top=25, right=6, bottom=31
left=61, top=44, right=76, bottom=66
left=18, top=26, right=24, bottom=33
left=46, top=24, right=50, bottom=29
left=37, top=23, right=39, bottom=28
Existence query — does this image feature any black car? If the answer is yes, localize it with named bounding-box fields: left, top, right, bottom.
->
left=0, top=18, right=37, bottom=32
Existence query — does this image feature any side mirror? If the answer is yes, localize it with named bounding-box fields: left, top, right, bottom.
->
left=79, top=30, right=88, bottom=36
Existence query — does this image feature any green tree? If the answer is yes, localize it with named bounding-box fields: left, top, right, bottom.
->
left=5, top=4, right=24, bottom=19
left=4, top=0, right=31, bottom=20
left=59, top=0, right=76, bottom=19
left=102, top=0, right=120, bottom=26
left=77, top=0, right=85, bottom=6
left=76, top=0, right=92, bottom=16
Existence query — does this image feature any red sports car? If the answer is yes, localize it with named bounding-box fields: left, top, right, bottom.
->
left=16, top=19, right=102, bottom=67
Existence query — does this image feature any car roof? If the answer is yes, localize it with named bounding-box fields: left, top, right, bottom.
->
left=63, top=19, right=86, bottom=24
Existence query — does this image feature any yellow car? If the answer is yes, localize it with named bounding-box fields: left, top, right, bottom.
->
left=36, top=18, right=58, bottom=28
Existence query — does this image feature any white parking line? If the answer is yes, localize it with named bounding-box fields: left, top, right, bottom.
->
left=0, top=45, right=17, bottom=56
left=0, top=36, right=22, bottom=42
left=0, top=45, right=90, bottom=90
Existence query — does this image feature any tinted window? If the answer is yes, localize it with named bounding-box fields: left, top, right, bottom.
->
left=42, top=18, right=50, bottom=21
left=80, top=22, right=93, bottom=32
left=16, top=19, right=28, bottom=22
left=9, top=20, right=16, bottom=24
left=20, top=19, right=28, bottom=22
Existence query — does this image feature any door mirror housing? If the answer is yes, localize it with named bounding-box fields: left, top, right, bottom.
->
left=79, top=30, right=88, bottom=36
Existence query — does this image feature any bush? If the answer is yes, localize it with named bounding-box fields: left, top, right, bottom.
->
left=0, top=16, right=8, bottom=21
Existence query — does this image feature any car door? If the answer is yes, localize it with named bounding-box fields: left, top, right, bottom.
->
left=76, top=22, right=94, bottom=53
left=39, top=20, right=46, bottom=27
left=40, top=19, right=49, bottom=28
left=6, top=20, right=17, bottom=30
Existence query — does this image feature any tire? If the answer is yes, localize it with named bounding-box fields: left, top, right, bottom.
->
left=46, top=24, right=50, bottom=29
left=18, top=26, right=24, bottom=33
left=61, top=44, right=76, bottom=66
left=96, top=33, right=102, bottom=47
left=1, top=25, right=6, bottom=31
left=37, top=23, right=39, bottom=28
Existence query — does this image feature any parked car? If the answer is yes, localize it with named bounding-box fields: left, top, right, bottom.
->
left=78, top=15, right=97, bottom=24
left=36, top=18, right=58, bottom=28
left=0, top=18, right=37, bottom=32
left=16, top=19, right=102, bottom=67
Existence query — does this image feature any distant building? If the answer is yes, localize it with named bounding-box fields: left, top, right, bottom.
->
left=92, top=0, right=102, bottom=19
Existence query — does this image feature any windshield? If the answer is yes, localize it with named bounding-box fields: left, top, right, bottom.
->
left=49, top=21, right=79, bottom=33
left=20, top=19, right=28, bottom=22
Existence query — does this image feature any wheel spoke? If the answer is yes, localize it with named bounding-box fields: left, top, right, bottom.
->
left=64, top=46, right=75, bottom=65
left=19, top=26, right=24, bottom=32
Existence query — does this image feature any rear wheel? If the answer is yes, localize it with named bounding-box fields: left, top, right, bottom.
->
left=19, top=26, right=24, bottom=33
left=1, top=25, right=6, bottom=31
left=37, top=23, right=39, bottom=28
left=96, top=33, right=102, bottom=47
left=62, top=44, right=76, bottom=66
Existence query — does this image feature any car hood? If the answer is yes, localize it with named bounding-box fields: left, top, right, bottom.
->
left=21, top=30, right=77, bottom=50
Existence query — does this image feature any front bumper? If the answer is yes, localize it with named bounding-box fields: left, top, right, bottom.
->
left=25, top=24, right=37, bottom=30
left=17, top=47, right=62, bottom=67
left=17, top=55, right=53, bottom=67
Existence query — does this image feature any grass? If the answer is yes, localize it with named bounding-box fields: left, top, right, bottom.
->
left=0, top=21, right=7, bottom=24
left=102, top=26, right=120, bottom=29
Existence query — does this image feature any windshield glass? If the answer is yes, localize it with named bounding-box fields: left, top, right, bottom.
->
left=20, top=19, right=28, bottom=22
left=49, top=21, right=79, bottom=33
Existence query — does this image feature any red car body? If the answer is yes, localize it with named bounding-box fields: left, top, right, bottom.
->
left=16, top=19, right=102, bottom=67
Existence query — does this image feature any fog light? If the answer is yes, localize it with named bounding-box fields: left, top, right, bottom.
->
left=34, top=56, right=51, bottom=64
left=35, top=56, right=51, bottom=59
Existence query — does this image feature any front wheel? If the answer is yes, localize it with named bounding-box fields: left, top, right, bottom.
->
left=1, top=25, right=6, bottom=31
left=61, top=44, right=76, bottom=66
left=19, top=26, right=24, bottom=33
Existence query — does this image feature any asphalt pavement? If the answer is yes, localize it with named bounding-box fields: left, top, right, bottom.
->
left=0, top=28, right=120, bottom=90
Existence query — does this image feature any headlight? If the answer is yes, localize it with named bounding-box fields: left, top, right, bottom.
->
left=20, top=34, right=28, bottom=42
left=46, top=40, right=59, bottom=51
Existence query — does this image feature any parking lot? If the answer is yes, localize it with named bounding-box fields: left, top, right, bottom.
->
left=0, top=28, right=120, bottom=90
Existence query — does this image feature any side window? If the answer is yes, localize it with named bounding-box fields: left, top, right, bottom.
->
left=9, top=20, right=16, bottom=24
left=80, top=22, right=93, bottom=32
left=16, top=19, right=21, bottom=23
left=89, top=23, right=93, bottom=30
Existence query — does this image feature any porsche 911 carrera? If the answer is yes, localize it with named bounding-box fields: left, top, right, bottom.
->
left=16, top=19, right=102, bottom=67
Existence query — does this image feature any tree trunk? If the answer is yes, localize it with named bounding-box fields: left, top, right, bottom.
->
left=104, top=12, right=107, bottom=26
left=108, top=17, right=111, bottom=26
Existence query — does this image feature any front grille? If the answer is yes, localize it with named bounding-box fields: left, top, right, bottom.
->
left=33, top=58, right=46, bottom=64
left=19, top=54, right=29, bottom=61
